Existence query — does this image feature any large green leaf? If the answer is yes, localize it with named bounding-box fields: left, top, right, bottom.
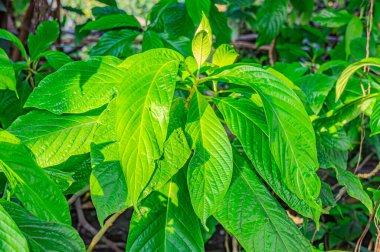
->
left=90, top=100, right=130, bottom=225
left=209, top=5, right=232, bottom=47
left=333, top=167, right=373, bottom=212
left=116, top=49, right=183, bottom=207
left=81, top=14, right=140, bottom=31
left=214, top=97, right=319, bottom=220
left=335, top=58, right=380, bottom=101
left=27, top=20, right=59, bottom=61
left=207, top=65, right=322, bottom=211
left=214, top=149, right=313, bottom=252
left=8, top=110, right=100, bottom=167
left=370, top=93, right=380, bottom=136
left=0, top=200, right=85, bottom=252
left=0, top=29, right=28, bottom=59
left=141, top=98, right=191, bottom=199
left=256, top=0, right=288, bottom=45
left=0, top=132, right=71, bottom=224
left=38, top=50, right=73, bottom=70
left=25, top=56, right=125, bottom=114
left=345, top=16, right=363, bottom=58
left=192, top=14, right=212, bottom=70
left=0, top=204, right=28, bottom=252
left=185, top=0, right=211, bottom=25
left=295, top=74, right=336, bottom=115
left=0, top=48, right=16, bottom=92
left=90, top=29, right=139, bottom=57
left=186, top=91, right=233, bottom=226
left=142, top=30, right=164, bottom=52
left=127, top=170, right=204, bottom=251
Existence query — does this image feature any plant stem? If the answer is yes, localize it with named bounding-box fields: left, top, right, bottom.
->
left=86, top=210, right=125, bottom=252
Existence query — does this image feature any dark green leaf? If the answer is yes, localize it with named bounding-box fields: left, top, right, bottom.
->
left=81, top=14, right=140, bottom=31
left=27, top=20, right=59, bottom=61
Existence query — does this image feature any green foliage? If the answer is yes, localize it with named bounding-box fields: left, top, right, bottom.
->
left=1, top=1, right=380, bottom=251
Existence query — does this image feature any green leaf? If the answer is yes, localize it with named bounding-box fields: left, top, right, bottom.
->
left=44, top=168, right=75, bottom=192
left=25, top=56, right=125, bottom=114
left=208, top=65, right=322, bottom=211
left=116, top=49, right=183, bottom=207
left=335, top=58, right=380, bottom=101
left=48, top=154, right=91, bottom=194
left=141, top=98, right=191, bottom=199
left=212, top=44, right=238, bottom=67
left=313, top=9, right=353, bottom=28
left=0, top=200, right=85, bottom=251
left=38, top=50, right=73, bottom=70
left=185, top=0, right=211, bottom=25
left=0, top=136, right=71, bottom=224
left=0, top=29, right=28, bottom=59
left=209, top=5, right=232, bottom=47
left=81, top=14, right=140, bottom=31
left=256, top=0, right=288, bottom=45
left=314, top=94, right=376, bottom=129
left=192, top=13, right=212, bottom=70
left=295, top=74, right=336, bottom=115
left=127, top=170, right=204, bottom=251
left=159, top=33, right=192, bottom=57
left=90, top=29, right=139, bottom=57
left=290, top=0, right=314, bottom=23
left=345, top=16, right=363, bottom=58
left=0, top=48, right=16, bottom=92
left=214, top=149, right=313, bottom=252
left=90, top=100, right=130, bottom=225
left=370, top=93, right=380, bottom=136
left=214, top=97, right=319, bottom=220
left=333, top=167, right=373, bottom=212
left=142, top=30, right=164, bottom=51
left=8, top=110, right=100, bottom=167
left=186, top=91, right=233, bottom=226
left=97, top=0, right=117, bottom=6
left=0, top=203, right=28, bottom=252
left=27, top=20, right=59, bottom=61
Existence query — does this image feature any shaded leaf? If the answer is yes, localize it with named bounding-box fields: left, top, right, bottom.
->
left=27, top=20, right=59, bottom=60
left=81, top=14, right=140, bottom=31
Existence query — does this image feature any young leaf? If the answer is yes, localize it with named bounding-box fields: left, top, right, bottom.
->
left=185, top=0, right=211, bottom=25
left=0, top=29, right=28, bottom=59
left=335, top=58, right=380, bottom=101
left=214, top=149, right=313, bottom=252
left=214, top=97, right=319, bottom=220
left=186, top=91, right=233, bottom=227
left=90, top=29, right=140, bottom=57
left=116, top=49, right=183, bottom=207
left=208, top=65, right=323, bottom=212
left=192, top=13, right=212, bottom=70
left=212, top=44, right=238, bottom=67
left=0, top=204, right=28, bottom=252
left=333, top=167, right=373, bottom=212
left=8, top=110, right=100, bottom=167
left=0, top=200, right=85, bottom=251
left=127, top=170, right=204, bottom=251
left=0, top=48, right=17, bottom=92
left=25, top=56, right=126, bottom=114
left=90, top=100, right=130, bottom=225
left=27, top=20, right=59, bottom=61
left=0, top=134, right=71, bottom=224
left=370, top=93, right=380, bottom=136
left=81, top=14, right=140, bottom=31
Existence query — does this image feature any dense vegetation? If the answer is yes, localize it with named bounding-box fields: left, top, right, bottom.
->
left=0, top=0, right=379, bottom=251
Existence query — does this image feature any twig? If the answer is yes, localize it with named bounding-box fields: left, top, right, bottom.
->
left=68, top=185, right=90, bottom=205
left=75, top=199, right=122, bottom=252
left=86, top=210, right=125, bottom=252
left=225, top=233, right=230, bottom=252
left=358, top=162, right=380, bottom=179
left=268, top=38, right=277, bottom=66
left=354, top=198, right=379, bottom=252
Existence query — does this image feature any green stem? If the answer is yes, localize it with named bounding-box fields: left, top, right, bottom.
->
left=86, top=210, right=125, bottom=252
